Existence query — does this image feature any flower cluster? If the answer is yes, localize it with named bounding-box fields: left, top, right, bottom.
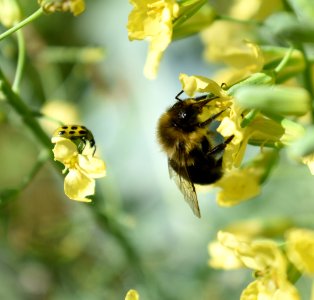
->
left=209, top=227, right=314, bottom=299
left=127, top=0, right=179, bottom=79
left=38, top=0, right=85, bottom=16
left=178, top=72, right=307, bottom=206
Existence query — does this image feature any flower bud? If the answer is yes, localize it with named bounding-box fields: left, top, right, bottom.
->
left=289, top=126, right=314, bottom=158
left=264, top=12, right=314, bottom=43
left=227, top=72, right=274, bottom=96
left=234, top=85, right=310, bottom=116
left=0, top=0, right=21, bottom=27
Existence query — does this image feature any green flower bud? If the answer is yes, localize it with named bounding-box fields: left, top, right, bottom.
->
left=234, top=85, right=310, bottom=116
left=289, top=126, right=314, bottom=158
left=264, top=12, right=314, bottom=43
left=228, top=72, right=274, bottom=96
left=0, top=0, right=21, bottom=27
left=286, top=0, right=314, bottom=26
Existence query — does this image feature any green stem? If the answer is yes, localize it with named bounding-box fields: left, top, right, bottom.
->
left=0, top=8, right=43, bottom=41
left=0, top=150, right=50, bottom=205
left=287, top=263, right=302, bottom=284
left=21, top=151, right=50, bottom=188
left=298, top=44, right=314, bottom=118
left=173, top=0, right=207, bottom=29
left=215, top=15, right=262, bottom=26
left=283, top=0, right=314, bottom=120
left=274, top=46, right=294, bottom=74
left=12, top=29, right=25, bottom=92
left=241, top=109, right=259, bottom=128
left=0, top=68, right=52, bottom=150
left=0, top=67, right=166, bottom=298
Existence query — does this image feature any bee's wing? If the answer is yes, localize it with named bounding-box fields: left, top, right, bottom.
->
left=168, top=160, right=201, bottom=218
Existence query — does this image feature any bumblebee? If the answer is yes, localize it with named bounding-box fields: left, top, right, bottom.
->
left=157, top=91, right=233, bottom=218
left=53, top=125, right=96, bottom=154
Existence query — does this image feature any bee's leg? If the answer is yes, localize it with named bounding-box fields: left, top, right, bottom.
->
left=199, top=109, right=226, bottom=127
left=206, top=135, right=234, bottom=156
left=193, top=94, right=219, bottom=101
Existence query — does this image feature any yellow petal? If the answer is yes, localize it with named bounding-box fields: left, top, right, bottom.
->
left=127, top=0, right=178, bottom=79
left=77, top=155, right=106, bottom=178
left=208, top=240, right=243, bottom=269
left=241, top=279, right=300, bottom=300
left=64, top=169, right=94, bottom=202
left=143, top=46, right=164, bottom=79
left=52, top=139, right=78, bottom=163
left=286, top=228, right=314, bottom=275
left=125, top=289, right=139, bottom=300
left=214, top=168, right=261, bottom=207
left=70, top=0, right=85, bottom=16
left=179, top=73, right=225, bottom=97
left=302, top=154, right=314, bottom=175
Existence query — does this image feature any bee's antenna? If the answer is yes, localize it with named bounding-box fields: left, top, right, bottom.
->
left=175, top=90, right=184, bottom=101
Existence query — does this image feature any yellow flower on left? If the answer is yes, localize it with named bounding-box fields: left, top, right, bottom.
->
left=127, top=0, right=179, bottom=79
left=52, top=137, right=106, bottom=202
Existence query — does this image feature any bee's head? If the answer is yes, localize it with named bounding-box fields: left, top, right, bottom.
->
left=169, top=98, right=211, bottom=131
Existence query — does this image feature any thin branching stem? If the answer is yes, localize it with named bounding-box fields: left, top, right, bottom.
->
left=215, top=14, right=262, bottom=26
left=0, top=8, right=43, bottom=41
left=0, top=66, right=167, bottom=298
left=12, top=30, right=25, bottom=92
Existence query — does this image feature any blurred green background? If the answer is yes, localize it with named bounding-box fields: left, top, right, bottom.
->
left=0, top=1, right=314, bottom=299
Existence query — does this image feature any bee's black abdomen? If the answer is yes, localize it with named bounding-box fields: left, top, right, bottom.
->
left=186, top=159, right=223, bottom=184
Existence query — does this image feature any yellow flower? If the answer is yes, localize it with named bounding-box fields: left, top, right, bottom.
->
left=208, top=240, right=244, bottom=269
left=178, top=73, right=264, bottom=204
left=214, top=168, right=261, bottom=206
left=241, top=280, right=300, bottom=300
left=214, top=231, right=300, bottom=300
left=216, top=109, right=250, bottom=170
left=201, top=21, right=264, bottom=85
left=127, top=0, right=179, bottom=79
left=286, top=228, right=314, bottom=275
left=228, top=0, right=282, bottom=21
left=0, top=0, right=21, bottom=27
left=38, top=0, right=85, bottom=16
left=52, top=137, right=106, bottom=202
left=125, top=289, right=140, bottom=300
left=302, top=154, right=314, bottom=175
